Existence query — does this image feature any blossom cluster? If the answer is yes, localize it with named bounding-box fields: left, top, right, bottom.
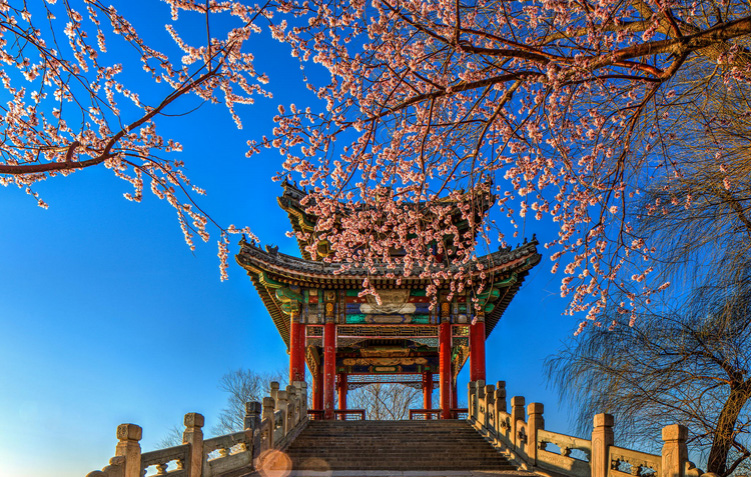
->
left=254, top=0, right=751, bottom=326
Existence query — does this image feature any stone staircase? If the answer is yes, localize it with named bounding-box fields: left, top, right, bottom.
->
left=282, top=420, right=517, bottom=471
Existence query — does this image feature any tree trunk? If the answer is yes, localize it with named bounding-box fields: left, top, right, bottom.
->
left=707, top=380, right=751, bottom=476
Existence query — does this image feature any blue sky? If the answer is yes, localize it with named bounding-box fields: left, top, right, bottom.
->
left=0, top=3, right=581, bottom=476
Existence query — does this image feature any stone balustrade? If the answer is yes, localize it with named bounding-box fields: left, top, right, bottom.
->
left=468, top=380, right=719, bottom=477
left=85, top=381, right=308, bottom=477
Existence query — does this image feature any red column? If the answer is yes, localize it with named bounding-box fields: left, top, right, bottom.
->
left=469, top=317, right=486, bottom=382
left=337, top=373, right=348, bottom=411
left=289, top=313, right=306, bottom=383
left=323, top=321, right=336, bottom=419
left=422, top=372, right=433, bottom=419
left=439, top=320, right=452, bottom=419
left=313, top=364, right=323, bottom=411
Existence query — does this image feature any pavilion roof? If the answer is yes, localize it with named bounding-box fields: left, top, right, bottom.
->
left=236, top=238, right=541, bottom=347
left=278, top=181, right=495, bottom=261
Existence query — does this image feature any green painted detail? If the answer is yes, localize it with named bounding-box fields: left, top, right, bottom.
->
left=346, top=314, right=368, bottom=324
left=304, top=289, right=310, bottom=302
left=318, top=290, right=324, bottom=302
left=410, top=289, right=427, bottom=297
left=477, top=288, right=500, bottom=301
left=485, top=303, right=496, bottom=313
left=458, top=304, right=467, bottom=313
left=346, top=289, right=360, bottom=297
left=258, top=271, right=283, bottom=289
left=493, top=274, right=518, bottom=288
left=276, top=287, right=304, bottom=303
left=412, top=315, right=430, bottom=324
left=281, top=302, right=299, bottom=313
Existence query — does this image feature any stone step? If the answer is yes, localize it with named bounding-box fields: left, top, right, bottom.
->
left=284, top=462, right=514, bottom=469
left=290, top=438, right=491, bottom=444
left=294, top=432, right=487, bottom=437
left=287, top=443, right=501, bottom=450
left=290, top=456, right=512, bottom=461
left=287, top=457, right=509, bottom=463
left=282, top=419, right=514, bottom=472
left=290, top=464, right=518, bottom=471
left=287, top=452, right=507, bottom=458
left=293, top=438, right=486, bottom=442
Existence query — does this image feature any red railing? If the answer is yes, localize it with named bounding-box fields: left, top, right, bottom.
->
left=409, top=409, right=441, bottom=420
left=307, top=410, right=325, bottom=420
left=409, top=408, right=469, bottom=419
left=452, top=408, right=469, bottom=419
left=336, top=409, right=366, bottom=420
left=307, top=409, right=367, bottom=420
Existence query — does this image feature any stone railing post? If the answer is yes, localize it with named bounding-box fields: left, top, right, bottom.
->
left=245, top=401, right=262, bottom=458
left=493, top=382, right=506, bottom=439
left=262, top=396, right=276, bottom=451
left=277, top=390, right=289, bottom=434
left=182, top=413, right=204, bottom=477
left=484, top=384, right=496, bottom=430
left=662, top=424, right=688, bottom=477
left=495, top=381, right=507, bottom=413
left=115, top=424, right=142, bottom=477
left=270, top=382, right=280, bottom=403
left=476, top=381, right=487, bottom=428
left=510, top=396, right=525, bottom=449
left=287, top=385, right=298, bottom=428
left=276, top=391, right=289, bottom=435
left=245, top=401, right=262, bottom=431
left=592, top=413, right=615, bottom=477
left=527, top=403, right=544, bottom=464
left=295, top=381, right=308, bottom=416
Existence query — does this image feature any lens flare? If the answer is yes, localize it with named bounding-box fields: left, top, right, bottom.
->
left=255, top=449, right=293, bottom=477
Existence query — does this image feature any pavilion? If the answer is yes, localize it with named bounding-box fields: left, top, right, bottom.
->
left=236, top=182, right=541, bottom=419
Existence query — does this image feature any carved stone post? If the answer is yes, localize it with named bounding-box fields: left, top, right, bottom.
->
left=182, top=413, right=204, bottom=477
left=262, top=396, right=276, bottom=450
left=662, top=424, right=688, bottom=477
left=495, top=381, right=507, bottom=413
left=245, top=401, right=262, bottom=431
left=277, top=390, right=289, bottom=434
left=294, top=381, right=308, bottom=417
left=245, top=401, right=262, bottom=458
left=527, top=403, right=544, bottom=464
left=592, top=413, right=615, bottom=477
left=270, top=382, right=280, bottom=404
left=286, top=385, right=299, bottom=428
left=510, top=396, right=525, bottom=450
left=476, top=381, right=487, bottom=428
left=485, top=384, right=496, bottom=431
left=115, top=424, right=142, bottom=477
